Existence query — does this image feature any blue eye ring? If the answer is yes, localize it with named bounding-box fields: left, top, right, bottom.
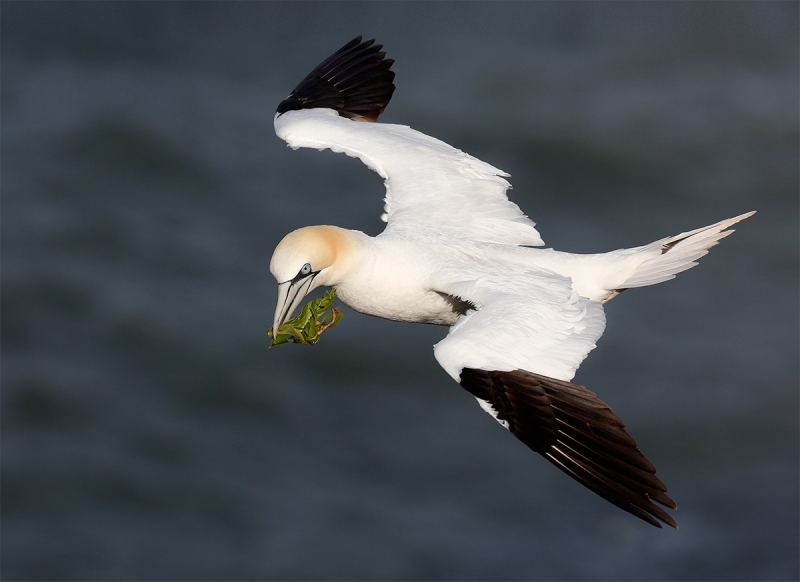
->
left=300, top=263, right=312, bottom=276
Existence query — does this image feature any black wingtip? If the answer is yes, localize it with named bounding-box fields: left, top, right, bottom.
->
left=459, top=368, right=678, bottom=529
left=277, top=36, right=396, bottom=122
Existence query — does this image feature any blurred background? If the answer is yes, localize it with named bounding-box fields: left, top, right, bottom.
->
left=2, top=2, right=798, bottom=580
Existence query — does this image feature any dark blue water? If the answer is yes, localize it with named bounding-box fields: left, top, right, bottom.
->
left=2, top=3, right=798, bottom=580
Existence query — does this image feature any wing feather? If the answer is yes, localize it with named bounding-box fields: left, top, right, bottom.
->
left=275, top=110, right=543, bottom=245
left=432, top=268, right=604, bottom=382
left=430, top=267, right=674, bottom=527
left=460, top=368, right=677, bottom=528
left=276, top=36, right=395, bottom=122
left=275, top=39, right=543, bottom=246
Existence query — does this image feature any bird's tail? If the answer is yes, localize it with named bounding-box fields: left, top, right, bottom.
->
left=617, top=211, right=755, bottom=290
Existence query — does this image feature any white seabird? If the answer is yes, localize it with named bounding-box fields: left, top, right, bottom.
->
left=270, top=36, right=754, bottom=528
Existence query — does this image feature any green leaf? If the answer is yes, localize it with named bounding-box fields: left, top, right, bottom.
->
left=268, top=289, right=344, bottom=347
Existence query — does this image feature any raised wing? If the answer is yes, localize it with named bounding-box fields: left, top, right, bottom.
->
left=274, top=40, right=544, bottom=246
left=275, top=109, right=543, bottom=246
left=431, top=268, right=677, bottom=528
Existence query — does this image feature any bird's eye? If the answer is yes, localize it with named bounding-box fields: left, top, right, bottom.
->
left=299, top=263, right=312, bottom=276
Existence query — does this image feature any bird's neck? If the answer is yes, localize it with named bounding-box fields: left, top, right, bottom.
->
left=313, top=226, right=374, bottom=288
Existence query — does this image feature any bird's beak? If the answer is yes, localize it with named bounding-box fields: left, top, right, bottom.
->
left=273, top=277, right=315, bottom=333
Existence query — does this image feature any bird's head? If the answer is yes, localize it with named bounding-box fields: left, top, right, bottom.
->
left=270, top=225, right=353, bottom=333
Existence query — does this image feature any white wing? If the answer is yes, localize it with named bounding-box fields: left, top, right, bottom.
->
left=275, top=109, right=544, bottom=246
left=430, top=266, right=606, bottom=383
left=430, top=266, right=682, bottom=528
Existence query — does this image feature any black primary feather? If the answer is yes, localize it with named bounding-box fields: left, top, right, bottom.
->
left=277, top=36, right=396, bottom=122
left=460, top=368, right=678, bottom=528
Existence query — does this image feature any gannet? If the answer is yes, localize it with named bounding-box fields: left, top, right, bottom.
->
left=270, top=36, right=754, bottom=529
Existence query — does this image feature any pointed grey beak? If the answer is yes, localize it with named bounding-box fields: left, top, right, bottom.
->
left=273, top=277, right=315, bottom=334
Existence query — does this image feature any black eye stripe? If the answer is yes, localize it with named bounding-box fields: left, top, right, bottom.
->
left=289, top=268, right=320, bottom=285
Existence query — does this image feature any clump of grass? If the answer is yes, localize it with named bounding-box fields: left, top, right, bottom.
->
left=268, top=289, right=343, bottom=347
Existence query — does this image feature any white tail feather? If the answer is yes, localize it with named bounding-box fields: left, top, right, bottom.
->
left=619, top=211, right=755, bottom=289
